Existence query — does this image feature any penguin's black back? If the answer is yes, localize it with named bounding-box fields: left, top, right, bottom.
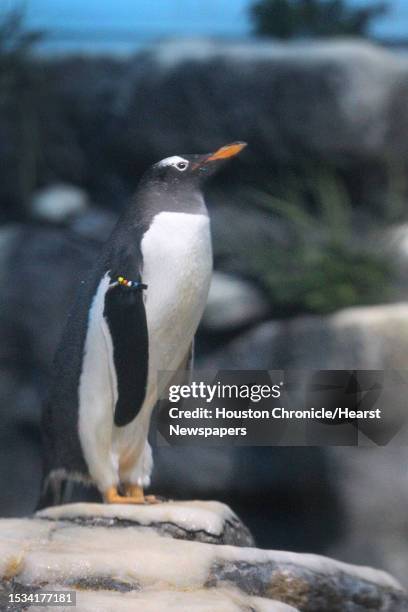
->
left=40, top=221, right=148, bottom=502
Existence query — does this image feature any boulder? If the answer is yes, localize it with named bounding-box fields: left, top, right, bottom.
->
left=200, top=302, right=408, bottom=589
left=37, top=501, right=254, bottom=547
left=31, top=184, right=89, bottom=223
left=68, top=208, right=117, bottom=241
left=383, top=223, right=408, bottom=300
left=4, top=39, right=408, bottom=216
left=0, top=224, right=99, bottom=517
left=118, top=39, right=408, bottom=167
left=328, top=446, right=408, bottom=595
left=0, top=501, right=405, bottom=612
left=202, top=272, right=269, bottom=332
left=200, top=302, right=408, bottom=371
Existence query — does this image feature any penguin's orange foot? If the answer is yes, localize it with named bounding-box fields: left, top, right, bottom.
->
left=104, top=485, right=144, bottom=504
left=125, top=484, right=160, bottom=504
left=103, top=486, right=160, bottom=504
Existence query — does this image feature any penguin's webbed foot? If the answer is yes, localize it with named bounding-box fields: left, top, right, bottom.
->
left=125, top=484, right=160, bottom=504
left=103, top=485, right=160, bottom=505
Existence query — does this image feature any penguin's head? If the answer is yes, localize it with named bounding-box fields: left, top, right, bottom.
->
left=145, top=142, right=247, bottom=188
left=132, top=142, right=247, bottom=220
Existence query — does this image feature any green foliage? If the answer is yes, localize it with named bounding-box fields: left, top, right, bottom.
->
left=250, top=0, right=388, bottom=39
left=219, top=170, right=393, bottom=317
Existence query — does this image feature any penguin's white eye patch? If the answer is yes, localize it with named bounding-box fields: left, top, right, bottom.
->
left=176, top=161, right=188, bottom=171
left=158, top=155, right=189, bottom=170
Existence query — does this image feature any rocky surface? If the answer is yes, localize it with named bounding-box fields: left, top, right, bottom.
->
left=384, top=223, right=408, bottom=301
left=5, top=39, right=408, bottom=215
left=197, top=303, right=408, bottom=590
left=202, top=272, right=269, bottom=332
left=119, top=39, right=408, bottom=167
left=328, top=447, right=408, bottom=593
left=31, top=184, right=89, bottom=224
left=0, top=501, right=406, bottom=612
left=0, top=224, right=101, bottom=518
left=201, top=302, right=408, bottom=371
left=22, top=589, right=298, bottom=612
left=37, top=501, right=255, bottom=547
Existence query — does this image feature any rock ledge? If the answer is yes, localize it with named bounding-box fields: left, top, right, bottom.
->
left=0, top=501, right=405, bottom=611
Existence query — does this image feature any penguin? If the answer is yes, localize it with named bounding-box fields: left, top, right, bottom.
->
left=39, top=142, right=247, bottom=506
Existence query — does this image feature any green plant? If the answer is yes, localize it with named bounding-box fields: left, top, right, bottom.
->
left=250, top=0, right=388, bottom=39
left=216, top=170, right=394, bottom=316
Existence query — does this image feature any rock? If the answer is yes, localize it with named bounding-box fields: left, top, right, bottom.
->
left=37, top=501, right=255, bottom=547
left=0, top=224, right=98, bottom=374
left=152, top=447, right=340, bottom=560
left=201, top=302, right=408, bottom=589
left=119, top=39, right=407, bottom=166
left=203, top=272, right=269, bottom=332
left=383, top=223, right=408, bottom=300
left=4, top=39, right=408, bottom=216
left=22, top=589, right=298, bottom=612
left=201, top=302, right=408, bottom=371
left=327, top=446, right=408, bottom=595
left=34, top=57, right=129, bottom=211
left=201, top=302, right=408, bottom=441
left=31, top=184, right=89, bottom=223
left=68, top=207, right=117, bottom=241
left=0, top=224, right=99, bottom=517
left=0, top=501, right=405, bottom=612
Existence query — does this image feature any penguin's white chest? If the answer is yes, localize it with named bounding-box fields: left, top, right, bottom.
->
left=141, top=211, right=212, bottom=384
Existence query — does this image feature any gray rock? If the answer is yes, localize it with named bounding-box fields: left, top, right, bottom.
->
left=383, top=223, right=408, bottom=300
left=68, top=208, right=117, bottom=241
left=201, top=303, right=408, bottom=589
left=201, top=302, right=408, bottom=371
left=31, top=184, right=89, bottom=223
left=4, top=39, right=408, bottom=215
left=328, top=446, right=408, bottom=595
left=119, top=39, right=408, bottom=166
left=208, top=559, right=406, bottom=612
left=37, top=501, right=255, bottom=547
left=0, top=224, right=99, bottom=517
left=203, top=272, right=269, bottom=332
left=0, top=502, right=405, bottom=612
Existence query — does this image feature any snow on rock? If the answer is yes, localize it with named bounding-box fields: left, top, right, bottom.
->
left=30, top=587, right=298, bottom=612
left=0, top=501, right=406, bottom=611
left=37, top=500, right=254, bottom=546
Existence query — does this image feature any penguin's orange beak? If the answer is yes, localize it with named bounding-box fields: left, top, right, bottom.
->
left=205, top=142, right=247, bottom=162
left=193, top=142, right=247, bottom=172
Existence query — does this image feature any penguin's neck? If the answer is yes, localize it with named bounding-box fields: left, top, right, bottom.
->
left=103, top=186, right=208, bottom=277
left=125, top=181, right=208, bottom=229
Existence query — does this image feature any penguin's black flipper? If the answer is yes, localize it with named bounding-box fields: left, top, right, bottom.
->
left=104, top=283, right=148, bottom=427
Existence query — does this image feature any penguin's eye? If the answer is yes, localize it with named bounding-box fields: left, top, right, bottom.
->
left=176, top=161, right=188, bottom=171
